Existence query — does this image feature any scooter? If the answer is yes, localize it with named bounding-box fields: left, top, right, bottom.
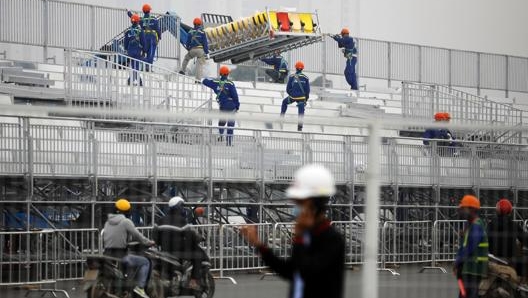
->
left=479, top=254, right=528, bottom=298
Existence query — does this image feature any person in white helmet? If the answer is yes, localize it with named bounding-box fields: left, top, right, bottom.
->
left=240, top=164, right=345, bottom=298
left=153, top=196, right=204, bottom=290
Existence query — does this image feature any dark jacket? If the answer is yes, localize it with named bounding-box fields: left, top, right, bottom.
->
left=202, top=77, right=240, bottom=111
left=488, top=215, right=528, bottom=259
left=103, top=213, right=151, bottom=258
left=153, top=209, right=201, bottom=259
left=286, top=71, right=310, bottom=100
left=423, top=128, right=455, bottom=146
left=257, top=220, right=345, bottom=298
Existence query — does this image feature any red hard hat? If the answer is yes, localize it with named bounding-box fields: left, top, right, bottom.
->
left=193, top=18, right=203, bottom=26
left=341, top=28, right=350, bottom=35
left=295, top=61, right=304, bottom=70
left=219, top=66, right=230, bottom=76
left=131, top=14, right=140, bottom=24
left=142, top=3, right=151, bottom=13
left=459, top=195, right=480, bottom=210
left=496, top=198, right=513, bottom=215
left=434, top=112, right=450, bottom=121
left=194, top=207, right=205, bottom=217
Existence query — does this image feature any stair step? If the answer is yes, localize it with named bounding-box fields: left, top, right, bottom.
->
left=2, top=68, right=47, bottom=79
left=2, top=74, right=54, bottom=87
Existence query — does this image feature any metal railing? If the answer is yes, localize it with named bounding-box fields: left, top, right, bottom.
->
left=401, top=82, right=523, bottom=143
left=0, top=0, right=180, bottom=60
left=2, top=0, right=528, bottom=95
left=2, top=115, right=528, bottom=188
left=0, top=219, right=520, bottom=290
left=64, top=49, right=212, bottom=117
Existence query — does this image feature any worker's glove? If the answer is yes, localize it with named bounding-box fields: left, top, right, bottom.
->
left=206, top=54, right=211, bottom=60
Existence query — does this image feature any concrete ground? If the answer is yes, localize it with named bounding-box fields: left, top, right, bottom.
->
left=4, top=266, right=458, bottom=298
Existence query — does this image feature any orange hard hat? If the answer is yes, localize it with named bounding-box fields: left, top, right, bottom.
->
left=193, top=18, right=203, bottom=26
left=131, top=14, right=140, bottom=24
left=496, top=198, right=513, bottom=215
left=142, top=3, right=151, bottom=13
left=459, top=195, right=480, bottom=209
left=434, top=112, right=450, bottom=121
left=194, top=207, right=205, bottom=217
left=219, top=66, right=230, bottom=76
left=341, top=28, right=350, bottom=35
left=295, top=61, right=304, bottom=70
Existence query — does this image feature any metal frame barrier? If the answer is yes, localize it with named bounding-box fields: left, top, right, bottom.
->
left=0, top=230, right=70, bottom=298
left=218, top=223, right=272, bottom=284
left=2, top=114, right=528, bottom=187
left=64, top=49, right=213, bottom=117
left=331, top=221, right=366, bottom=266
left=428, top=220, right=465, bottom=273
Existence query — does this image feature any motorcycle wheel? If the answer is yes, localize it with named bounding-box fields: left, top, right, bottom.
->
left=88, top=277, right=109, bottom=298
left=194, top=271, right=215, bottom=298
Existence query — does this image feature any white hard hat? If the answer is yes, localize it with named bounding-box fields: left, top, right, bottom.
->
left=286, top=164, right=336, bottom=200
left=168, top=196, right=185, bottom=208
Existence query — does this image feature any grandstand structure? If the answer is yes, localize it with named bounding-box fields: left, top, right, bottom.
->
left=1, top=0, right=528, bottom=233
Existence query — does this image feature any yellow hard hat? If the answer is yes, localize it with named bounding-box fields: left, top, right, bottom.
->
left=115, top=199, right=131, bottom=212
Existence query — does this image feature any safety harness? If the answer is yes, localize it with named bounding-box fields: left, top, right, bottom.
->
left=290, top=74, right=307, bottom=101
left=128, top=27, right=142, bottom=49
left=215, top=79, right=231, bottom=102
left=142, top=15, right=159, bottom=42
left=189, top=29, right=204, bottom=49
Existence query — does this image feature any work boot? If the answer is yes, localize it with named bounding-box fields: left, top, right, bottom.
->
left=133, top=286, right=149, bottom=298
left=178, top=70, right=185, bottom=75
left=297, top=125, right=303, bottom=132
left=217, top=135, right=224, bottom=143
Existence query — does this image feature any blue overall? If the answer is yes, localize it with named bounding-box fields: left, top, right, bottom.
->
left=124, top=24, right=146, bottom=85
left=281, top=71, right=310, bottom=131
left=261, top=55, right=289, bottom=83
left=202, top=77, right=240, bottom=145
left=333, top=35, right=358, bottom=90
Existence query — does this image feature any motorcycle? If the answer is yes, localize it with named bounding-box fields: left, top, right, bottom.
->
left=83, top=241, right=215, bottom=298
left=479, top=254, right=528, bottom=298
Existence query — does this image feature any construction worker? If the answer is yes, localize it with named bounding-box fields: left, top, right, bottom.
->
left=423, top=112, right=454, bottom=144
left=128, top=4, right=161, bottom=65
left=281, top=61, right=310, bottom=132
left=488, top=198, right=528, bottom=277
left=240, top=164, right=345, bottom=298
left=260, top=51, right=289, bottom=83
left=180, top=18, right=209, bottom=82
left=202, top=66, right=239, bottom=146
left=331, top=28, right=358, bottom=92
left=454, top=195, right=489, bottom=298
left=103, top=199, right=155, bottom=298
left=124, top=14, right=146, bottom=86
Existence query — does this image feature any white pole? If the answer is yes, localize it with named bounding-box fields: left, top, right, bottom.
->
left=362, top=121, right=381, bottom=298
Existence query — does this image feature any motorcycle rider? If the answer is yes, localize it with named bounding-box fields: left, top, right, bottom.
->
left=488, top=198, right=528, bottom=278
left=454, top=195, right=489, bottom=298
left=103, top=198, right=155, bottom=298
left=153, top=196, right=206, bottom=290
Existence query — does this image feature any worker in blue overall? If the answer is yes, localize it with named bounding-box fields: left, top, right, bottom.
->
left=260, top=51, right=289, bottom=83
left=124, top=14, right=146, bottom=86
left=202, top=66, right=240, bottom=146
left=180, top=18, right=209, bottom=82
left=127, top=4, right=161, bottom=66
left=331, top=28, right=358, bottom=91
left=281, top=61, right=310, bottom=132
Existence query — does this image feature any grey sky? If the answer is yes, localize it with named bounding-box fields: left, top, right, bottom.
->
left=74, top=0, right=528, bottom=57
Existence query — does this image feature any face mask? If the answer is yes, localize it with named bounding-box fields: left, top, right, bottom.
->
left=458, top=209, right=472, bottom=220
left=292, top=205, right=302, bottom=218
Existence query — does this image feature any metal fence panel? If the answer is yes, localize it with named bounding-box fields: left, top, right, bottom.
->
left=451, top=50, right=479, bottom=88
left=480, top=53, right=507, bottom=91
left=261, top=136, right=303, bottom=181
left=422, top=47, right=449, bottom=85
left=381, top=221, right=433, bottom=265
left=331, top=221, right=366, bottom=265
left=432, top=220, right=464, bottom=263
left=0, top=122, right=24, bottom=174
left=0, top=0, right=44, bottom=45
left=390, top=43, right=420, bottom=82
left=395, top=144, right=433, bottom=186
left=508, top=56, right=528, bottom=93
left=93, top=6, right=129, bottom=51
left=48, top=1, right=92, bottom=50
left=357, top=39, right=389, bottom=79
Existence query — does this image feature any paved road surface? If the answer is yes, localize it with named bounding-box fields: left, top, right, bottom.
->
left=4, top=266, right=458, bottom=298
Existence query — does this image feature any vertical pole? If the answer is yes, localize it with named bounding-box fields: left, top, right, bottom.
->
left=362, top=121, right=381, bottom=298
left=387, top=42, right=392, bottom=88
left=448, top=50, right=452, bottom=89
left=90, top=5, right=96, bottom=51
left=418, top=45, right=422, bottom=84
left=176, top=17, right=182, bottom=65
left=505, top=55, right=509, bottom=98
left=476, top=53, right=481, bottom=96
left=322, top=37, right=327, bottom=88
left=151, top=131, right=157, bottom=227
left=42, top=0, right=49, bottom=62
